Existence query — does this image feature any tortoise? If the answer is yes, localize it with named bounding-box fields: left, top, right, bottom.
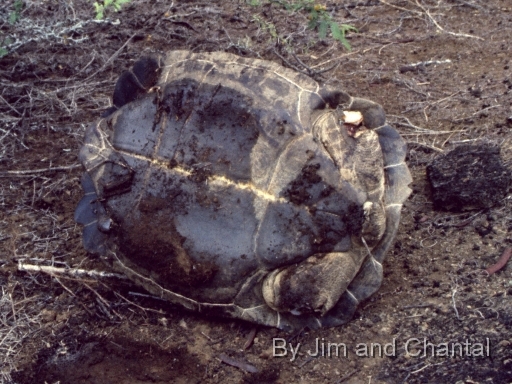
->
left=75, top=50, right=412, bottom=331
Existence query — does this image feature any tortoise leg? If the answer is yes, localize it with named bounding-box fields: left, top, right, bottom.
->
left=102, top=55, right=162, bottom=117
left=262, top=251, right=365, bottom=316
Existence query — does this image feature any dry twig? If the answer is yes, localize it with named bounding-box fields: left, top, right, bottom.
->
left=451, top=283, right=460, bottom=320
left=485, top=248, right=512, bottom=275
left=400, top=59, right=452, bottom=73
left=413, top=0, right=483, bottom=40
left=82, top=33, right=137, bottom=83
left=1, top=164, right=81, bottom=177
left=18, top=262, right=126, bottom=279
left=218, top=353, right=259, bottom=373
left=379, top=0, right=483, bottom=40
left=243, top=327, right=257, bottom=350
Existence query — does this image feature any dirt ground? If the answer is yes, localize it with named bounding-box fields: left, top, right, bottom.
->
left=1, top=0, right=512, bottom=383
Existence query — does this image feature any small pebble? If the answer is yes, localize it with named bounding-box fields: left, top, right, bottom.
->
left=41, top=309, right=56, bottom=323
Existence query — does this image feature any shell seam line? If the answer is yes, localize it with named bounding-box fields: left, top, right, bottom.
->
left=115, top=148, right=288, bottom=204
left=384, top=162, right=405, bottom=169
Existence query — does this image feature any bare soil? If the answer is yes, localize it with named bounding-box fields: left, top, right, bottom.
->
left=1, top=1, right=512, bottom=383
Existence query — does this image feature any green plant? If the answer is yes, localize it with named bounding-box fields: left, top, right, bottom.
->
left=9, top=0, right=23, bottom=24
left=0, top=37, right=13, bottom=59
left=249, top=0, right=357, bottom=50
left=2, top=1, right=24, bottom=58
left=307, top=4, right=357, bottom=50
left=93, top=0, right=131, bottom=20
left=252, top=15, right=278, bottom=40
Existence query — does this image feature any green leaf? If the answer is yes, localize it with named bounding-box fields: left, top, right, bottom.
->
left=330, top=22, right=343, bottom=40
left=333, top=23, right=359, bottom=50
left=288, top=0, right=311, bottom=12
left=0, top=47, right=8, bottom=58
left=268, top=23, right=278, bottom=38
left=318, top=20, right=328, bottom=39
left=341, top=24, right=358, bottom=34
left=9, top=12, right=18, bottom=24
left=113, top=0, right=131, bottom=12
left=309, top=9, right=318, bottom=23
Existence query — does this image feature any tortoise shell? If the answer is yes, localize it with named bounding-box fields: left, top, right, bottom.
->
left=75, top=50, right=411, bottom=331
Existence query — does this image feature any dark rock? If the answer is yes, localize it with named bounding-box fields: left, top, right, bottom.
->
left=427, top=144, right=511, bottom=211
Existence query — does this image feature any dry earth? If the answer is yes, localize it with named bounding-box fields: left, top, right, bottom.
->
left=1, top=1, right=512, bottom=383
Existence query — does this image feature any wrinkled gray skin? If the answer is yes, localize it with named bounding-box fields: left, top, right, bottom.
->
left=75, top=51, right=412, bottom=331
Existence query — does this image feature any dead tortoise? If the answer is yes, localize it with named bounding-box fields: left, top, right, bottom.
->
left=75, top=50, right=412, bottom=331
